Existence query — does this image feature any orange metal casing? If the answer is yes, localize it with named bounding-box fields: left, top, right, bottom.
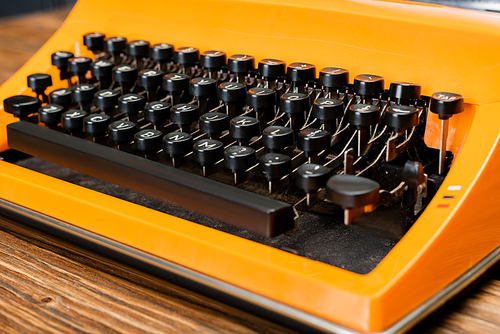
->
left=1, top=0, right=500, bottom=332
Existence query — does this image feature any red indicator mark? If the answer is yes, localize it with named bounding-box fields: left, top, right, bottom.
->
left=437, top=204, right=450, bottom=208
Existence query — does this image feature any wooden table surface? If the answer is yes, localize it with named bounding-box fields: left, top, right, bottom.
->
left=1, top=7, right=500, bottom=334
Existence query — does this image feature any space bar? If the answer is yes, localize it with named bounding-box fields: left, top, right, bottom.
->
left=7, top=121, right=294, bottom=237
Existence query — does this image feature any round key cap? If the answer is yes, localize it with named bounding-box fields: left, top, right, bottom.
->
left=258, top=59, right=286, bottom=79
left=218, top=82, right=246, bottom=103
left=295, top=164, right=331, bottom=192
left=174, top=47, right=200, bottom=65
left=109, top=120, right=136, bottom=144
left=50, top=88, right=72, bottom=108
left=170, top=103, right=199, bottom=127
left=230, top=116, right=260, bottom=142
left=247, top=87, right=275, bottom=109
left=189, top=77, right=217, bottom=98
left=200, top=51, right=227, bottom=70
left=193, top=139, right=224, bottom=166
left=94, top=89, right=120, bottom=112
left=163, top=73, right=189, bottom=94
left=297, top=128, right=331, bottom=157
left=113, top=64, right=138, bottom=85
left=287, top=62, right=316, bottom=84
left=134, top=129, right=163, bottom=153
left=348, top=104, right=380, bottom=128
left=228, top=54, right=255, bottom=74
left=318, top=67, right=349, bottom=90
left=51, top=51, right=74, bottom=70
left=163, top=132, right=193, bottom=157
left=3, top=95, right=41, bottom=118
left=326, top=174, right=380, bottom=208
left=384, top=105, right=419, bottom=132
left=144, top=101, right=170, bottom=126
left=106, top=36, right=127, bottom=55
left=139, top=69, right=164, bottom=90
left=389, top=82, right=421, bottom=101
left=224, top=146, right=256, bottom=172
left=72, top=84, right=97, bottom=105
left=260, top=153, right=292, bottom=180
left=61, top=110, right=87, bottom=132
left=83, top=113, right=111, bottom=136
left=38, top=104, right=64, bottom=126
left=127, top=40, right=150, bottom=59
left=280, top=92, right=309, bottom=115
left=262, top=126, right=294, bottom=151
left=430, top=92, right=464, bottom=119
left=69, top=57, right=92, bottom=76
left=83, top=32, right=106, bottom=51
left=199, top=112, right=229, bottom=137
left=353, top=74, right=384, bottom=97
left=118, top=94, right=146, bottom=116
left=91, top=60, right=114, bottom=80
left=312, top=98, right=343, bottom=122
left=27, top=73, right=52, bottom=93
left=151, top=43, right=174, bottom=62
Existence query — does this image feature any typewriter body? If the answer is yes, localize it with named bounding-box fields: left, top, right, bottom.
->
left=1, top=0, right=500, bottom=333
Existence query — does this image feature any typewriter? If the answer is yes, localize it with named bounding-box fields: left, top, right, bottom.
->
left=1, top=0, right=500, bottom=333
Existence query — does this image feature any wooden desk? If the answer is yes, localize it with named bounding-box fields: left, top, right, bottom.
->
left=1, top=8, right=499, bottom=334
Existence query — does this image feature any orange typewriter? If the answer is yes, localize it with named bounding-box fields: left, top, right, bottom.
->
left=1, top=0, right=500, bottom=332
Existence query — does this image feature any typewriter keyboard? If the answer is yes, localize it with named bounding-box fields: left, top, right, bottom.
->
left=2, top=33, right=464, bottom=274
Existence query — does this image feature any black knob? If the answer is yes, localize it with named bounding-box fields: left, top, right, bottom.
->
left=312, top=98, right=343, bottom=123
left=83, top=32, right=106, bottom=52
left=326, top=174, right=380, bottom=208
left=163, top=132, right=193, bottom=157
left=353, top=74, right=384, bottom=97
left=189, top=77, right=217, bottom=98
left=230, top=116, right=260, bottom=142
left=297, top=128, right=331, bottom=157
left=61, top=109, right=87, bottom=132
left=258, top=59, right=286, bottom=79
left=318, top=67, right=349, bottom=90
left=94, top=89, right=120, bottom=112
left=139, top=69, right=164, bottom=90
left=199, top=112, right=229, bottom=137
left=127, top=40, right=150, bottom=59
left=348, top=104, right=380, bottom=128
left=91, top=59, right=114, bottom=80
left=200, top=51, right=227, bottom=70
left=163, top=73, right=189, bottom=94
left=170, top=103, right=199, bottom=127
left=106, top=36, right=127, bottom=55
left=280, top=92, right=309, bottom=115
left=228, top=54, right=255, bottom=74
left=50, top=88, right=72, bottom=108
left=262, top=126, right=294, bottom=151
left=3, top=95, right=41, bottom=118
left=118, top=94, right=146, bottom=116
left=224, top=146, right=256, bottom=172
left=193, top=139, right=224, bottom=166
left=27, top=73, right=52, bottom=93
left=389, top=82, right=421, bottom=101
left=218, top=82, right=246, bottom=104
left=286, top=62, right=316, bottom=84
left=430, top=92, right=464, bottom=120
left=72, top=84, right=97, bottom=105
left=69, top=57, right=92, bottom=76
left=113, top=64, right=138, bottom=85
left=38, top=104, right=64, bottom=126
left=295, top=164, right=331, bottom=192
left=151, top=43, right=174, bottom=62
left=174, top=47, right=200, bottom=65
left=247, top=87, right=275, bottom=109
left=51, top=51, right=74, bottom=70
left=108, top=120, right=136, bottom=144
left=384, top=105, right=419, bottom=132
left=144, top=101, right=170, bottom=126
left=260, top=153, right=292, bottom=180
left=134, top=129, right=163, bottom=153
left=83, top=113, right=111, bottom=136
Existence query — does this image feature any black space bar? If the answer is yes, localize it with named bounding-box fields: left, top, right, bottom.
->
left=7, top=121, right=294, bottom=237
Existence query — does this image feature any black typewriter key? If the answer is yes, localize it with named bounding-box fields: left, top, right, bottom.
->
left=144, top=101, right=170, bottom=130
left=163, top=132, right=193, bottom=166
left=113, top=64, right=138, bottom=94
left=51, top=51, right=74, bottom=82
left=72, top=83, right=97, bottom=111
left=280, top=92, right=309, bottom=136
left=83, top=32, right=106, bottom=53
left=200, top=51, right=226, bottom=79
left=189, top=77, right=217, bottom=114
left=69, top=57, right=92, bottom=84
left=139, top=69, right=164, bottom=101
left=262, top=126, right=294, bottom=152
left=296, top=164, right=330, bottom=192
left=353, top=74, right=384, bottom=101
left=163, top=73, right=189, bottom=105
left=27, top=73, right=52, bottom=103
left=224, top=145, right=256, bottom=184
left=389, top=82, right=421, bottom=104
left=62, top=109, right=87, bottom=133
left=313, top=98, right=343, bottom=133
left=230, top=116, right=260, bottom=145
left=319, top=68, right=349, bottom=96
left=3, top=95, right=41, bottom=120
left=170, top=103, right=199, bottom=132
left=228, top=54, right=255, bottom=83
left=260, top=153, right=292, bottom=193
left=128, top=40, right=150, bottom=59
left=430, top=92, right=464, bottom=174
left=297, top=128, right=331, bottom=162
left=326, top=174, right=380, bottom=225
left=91, top=59, right=114, bottom=89
left=247, top=87, right=276, bottom=128
left=348, top=104, right=380, bottom=128
left=49, top=88, right=72, bottom=109
left=199, top=112, right=229, bottom=139
left=83, top=113, right=111, bottom=139
left=385, top=105, right=419, bottom=133
left=193, top=139, right=224, bottom=175
left=109, top=120, right=136, bottom=148
left=38, top=104, right=64, bottom=126
left=174, top=47, right=200, bottom=75
left=152, top=43, right=174, bottom=63
left=94, top=89, right=120, bottom=114
left=218, top=82, right=246, bottom=119
left=134, top=129, right=163, bottom=156
left=258, top=59, right=286, bottom=83
left=118, top=93, right=146, bottom=121
left=287, top=62, right=316, bottom=92
left=106, top=36, right=127, bottom=63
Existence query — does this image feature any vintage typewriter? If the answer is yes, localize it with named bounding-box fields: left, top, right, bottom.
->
left=1, top=0, right=500, bottom=332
